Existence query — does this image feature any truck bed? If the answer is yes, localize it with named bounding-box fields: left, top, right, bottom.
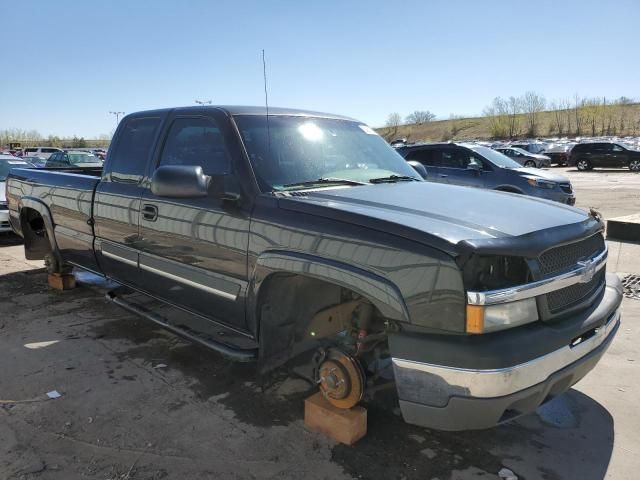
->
left=6, top=167, right=102, bottom=271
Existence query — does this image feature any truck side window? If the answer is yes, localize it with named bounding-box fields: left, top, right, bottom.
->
left=158, top=117, right=232, bottom=176
left=109, top=117, right=161, bottom=184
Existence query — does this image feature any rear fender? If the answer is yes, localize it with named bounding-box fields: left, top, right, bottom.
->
left=18, top=197, right=61, bottom=262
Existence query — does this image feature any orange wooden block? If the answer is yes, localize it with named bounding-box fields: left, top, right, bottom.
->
left=48, top=273, right=76, bottom=291
left=304, top=392, right=367, bottom=445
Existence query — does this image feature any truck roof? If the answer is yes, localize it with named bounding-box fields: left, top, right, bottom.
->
left=127, top=105, right=358, bottom=122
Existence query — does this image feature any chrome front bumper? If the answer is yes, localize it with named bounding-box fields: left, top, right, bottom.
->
left=392, top=272, right=623, bottom=430
left=393, top=309, right=619, bottom=401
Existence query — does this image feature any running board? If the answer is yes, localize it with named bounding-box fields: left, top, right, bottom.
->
left=105, top=291, right=257, bottom=362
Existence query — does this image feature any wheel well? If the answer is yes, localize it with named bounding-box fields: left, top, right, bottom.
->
left=20, top=208, right=52, bottom=260
left=256, top=273, right=389, bottom=372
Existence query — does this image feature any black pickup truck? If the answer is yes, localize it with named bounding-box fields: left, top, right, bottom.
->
left=6, top=106, right=622, bottom=430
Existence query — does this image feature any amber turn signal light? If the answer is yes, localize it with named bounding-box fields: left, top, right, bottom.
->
left=466, top=305, right=485, bottom=334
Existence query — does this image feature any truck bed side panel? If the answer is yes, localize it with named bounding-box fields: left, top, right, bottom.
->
left=8, top=168, right=101, bottom=272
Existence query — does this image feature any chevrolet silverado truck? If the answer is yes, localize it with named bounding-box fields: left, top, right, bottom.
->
left=6, top=106, right=622, bottom=430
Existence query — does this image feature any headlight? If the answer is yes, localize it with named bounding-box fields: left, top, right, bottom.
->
left=466, top=298, right=538, bottom=333
left=527, top=178, right=556, bottom=189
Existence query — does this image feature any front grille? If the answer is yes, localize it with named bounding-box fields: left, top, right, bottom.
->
left=0, top=204, right=8, bottom=211
left=538, top=234, right=605, bottom=277
left=559, top=183, right=572, bottom=194
left=547, top=271, right=605, bottom=313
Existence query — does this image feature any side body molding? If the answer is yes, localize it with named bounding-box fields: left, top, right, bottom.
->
left=249, top=250, right=410, bottom=325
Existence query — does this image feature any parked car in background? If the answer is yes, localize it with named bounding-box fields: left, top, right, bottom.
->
left=569, top=142, right=640, bottom=171
left=23, top=147, right=63, bottom=159
left=45, top=151, right=104, bottom=168
left=26, top=156, right=48, bottom=168
left=542, top=144, right=575, bottom=166
left=397, top=142, right=575, bottom=204
left=0, top=155, right=33, bottom=232
left=510, top=142, right=547, bottom=154
left=494, top=146, right=550, bottom=168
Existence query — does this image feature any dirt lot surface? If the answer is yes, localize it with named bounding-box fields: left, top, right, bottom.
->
left=1, top=167, right=639, bottom=480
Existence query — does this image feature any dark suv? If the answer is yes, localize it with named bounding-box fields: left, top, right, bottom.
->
left=569, top=142, right=640, bottom=171
left=397, top=143, right=575, bottom=204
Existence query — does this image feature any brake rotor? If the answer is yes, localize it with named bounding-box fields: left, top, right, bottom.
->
left=317, top=349, right=365, bottom=409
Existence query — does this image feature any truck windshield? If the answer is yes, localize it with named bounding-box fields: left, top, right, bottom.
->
left=234, top=115, right=421, bottom=191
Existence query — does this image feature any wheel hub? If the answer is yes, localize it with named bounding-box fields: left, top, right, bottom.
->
left=317, top=349, right=365, bottom=409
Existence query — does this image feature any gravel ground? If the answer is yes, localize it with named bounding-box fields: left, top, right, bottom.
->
left=0, top=167, right=638, bottom=480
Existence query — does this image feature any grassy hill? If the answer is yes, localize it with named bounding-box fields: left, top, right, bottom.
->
left=376, top=103, right=640, bottom=143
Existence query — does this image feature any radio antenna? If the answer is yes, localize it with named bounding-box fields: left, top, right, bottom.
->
left=262, top=49, right=271, bottom=154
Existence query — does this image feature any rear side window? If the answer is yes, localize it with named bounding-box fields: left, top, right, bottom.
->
left=109, top=117, right=161, bottom=183
left=43, top=148, right=57, bottom=153
left=406, top=148, right=440, bottom=166
left=158, top=117, right=231, bottom=175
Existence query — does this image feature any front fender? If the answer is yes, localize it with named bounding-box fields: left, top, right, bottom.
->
left=249, top=250, right=410, bottom=326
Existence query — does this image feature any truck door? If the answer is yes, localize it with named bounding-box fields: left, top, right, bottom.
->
left=93, top=115, right=163, bottom=287
left=137, top=111, right=250, bottom=333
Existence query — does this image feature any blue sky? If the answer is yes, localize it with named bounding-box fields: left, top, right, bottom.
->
left=2, top=0, right=638, bottom=137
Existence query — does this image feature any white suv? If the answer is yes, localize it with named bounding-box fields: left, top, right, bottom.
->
left=23, top=147, right=63, bottom=160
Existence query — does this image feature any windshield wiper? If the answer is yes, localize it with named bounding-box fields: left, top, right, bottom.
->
left=280, top=177, right=367, bottom=191
left=368, top=175, right=420, bottom=184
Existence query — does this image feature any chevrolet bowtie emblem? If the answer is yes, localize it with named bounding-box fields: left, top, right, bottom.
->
left=577, top=259, right=597, bottom=283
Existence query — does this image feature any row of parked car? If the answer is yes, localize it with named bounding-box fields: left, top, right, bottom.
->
left=489, top=138, right=640, bottom=171
left=389, top=136, right=639, bottom=205
left=0, top=147, right=105, bottom=169
left=394, top=136, right=640, bottom=172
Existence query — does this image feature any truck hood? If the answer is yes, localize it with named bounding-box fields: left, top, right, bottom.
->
left=278, top=182, right=591, bottom=252
left=511, top=167, right=569, bottom=182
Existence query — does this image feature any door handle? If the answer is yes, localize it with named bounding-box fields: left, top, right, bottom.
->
left=439, top=174, right=448, bottom=178
left=142, top=204, right=158, bottom=221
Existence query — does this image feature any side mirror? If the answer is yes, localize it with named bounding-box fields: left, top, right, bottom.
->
left=151, top=165, right=210, bottom=198
left=407, top=160, right=428, bottom=179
